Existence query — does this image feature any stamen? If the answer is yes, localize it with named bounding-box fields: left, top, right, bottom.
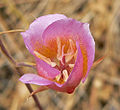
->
left=69, top=39, right=75, bottom=51
left=69, top=64, right=74, bottom=68
left=74, top=50, right=77, bottom=60
left=56, top=74, right=61, bottom=81
left=67, top=39, right=75, bottom=53
left=51, top=62, right=57, bottom=67
left=57, top=37, right=62, bottom=60
left=56, top=37, right=66, bottom=65
left=34, top=51, right=56, bottom=67
left=65, top=39, right=76, bottom=63
left=62, top=69, right=69, bottom=82
left=61, top=45, right=66, bottom=65
left=54, top=69, right=69, bottom=84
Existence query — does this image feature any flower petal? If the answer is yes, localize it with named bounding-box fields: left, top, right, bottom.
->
left=42, top=18, right=95, bottom=82
left=21, top=14, right=67, bottom=55
left=35, top=57, right=61, bottom=80
left=48, top=42, right=83, bottom=93
left=19, top=73, right=52, bottom=85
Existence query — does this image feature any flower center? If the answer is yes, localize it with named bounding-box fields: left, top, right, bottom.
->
left=34, top=37, right=77, bottom=84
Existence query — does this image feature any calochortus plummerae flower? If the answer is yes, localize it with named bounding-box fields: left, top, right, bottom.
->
left=20, top=14, right=95, bottom=94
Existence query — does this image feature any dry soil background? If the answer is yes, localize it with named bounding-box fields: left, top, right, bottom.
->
left=0, top=0, right=120, bottom=110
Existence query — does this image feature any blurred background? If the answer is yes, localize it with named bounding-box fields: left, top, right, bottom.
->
left=0, top=0, right=120, bottom=110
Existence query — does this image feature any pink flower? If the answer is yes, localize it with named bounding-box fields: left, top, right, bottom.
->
left=19, top=14, right=95, bottom=94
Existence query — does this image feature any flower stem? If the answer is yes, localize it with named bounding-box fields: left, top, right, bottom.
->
left=0, top=39, right=43, bottom=110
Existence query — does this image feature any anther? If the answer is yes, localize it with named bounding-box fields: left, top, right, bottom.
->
left=62, top=69, right=69, bottom=82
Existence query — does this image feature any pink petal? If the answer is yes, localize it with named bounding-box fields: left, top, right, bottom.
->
left=42, top=18, right=95, bottom=82
left=19, top=73, right=52, bottom=85
left=35, top=57, right=61, bottom=80
left=48, top=42, right=83, bottom=93
left=21, top=14, right=67, bottom=55
left=79, top=23, right=95, bottom=82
